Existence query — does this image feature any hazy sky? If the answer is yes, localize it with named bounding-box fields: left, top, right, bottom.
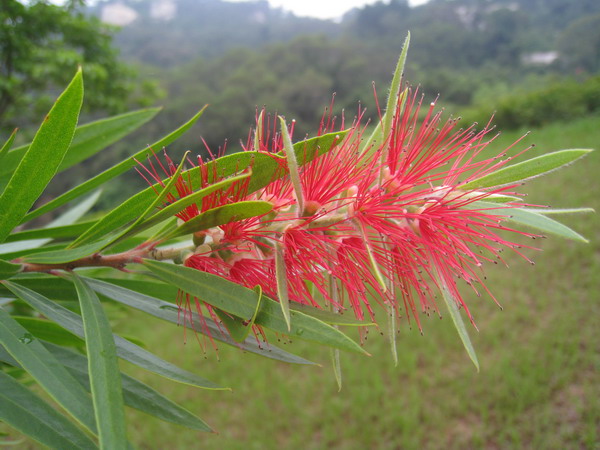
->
left=226, top=0, right=429, bottom=20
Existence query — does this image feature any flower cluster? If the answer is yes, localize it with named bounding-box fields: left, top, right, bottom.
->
left=141, top=89, right=537, bottom=339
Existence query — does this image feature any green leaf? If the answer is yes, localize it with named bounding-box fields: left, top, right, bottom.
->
left=0, top=191, right=100, bottom=255
left=383, top=32, right=410, bottom=142
left=0, top=259, right=21, bottom=280
left=83, top=277, right=315, bottom=365
left=274, top=242, right=291, bottom=332
left=1, top=108, right=160, bottom=181
left=521, top=207, right=595, bottom=215
left=0, top=371, right=98, bottom=449
left=214, top=285, right=264, bottom=343
left=143, top=260, right=368, bottom=354
left=279, top=116, right=304, bottom=214
left=4, top=221, right=94, bottom=244
left=469, top=201, right=589, bottom=242
left=330, top=347, right=342, bottom=392
left=3, top=281, right=226, bottom=390
left=14, top=316, right=83, bottom=348
left=0, top=69, right=83, bottom=242
left=0, top=128, right=18, bottom=168
left=21, top=107, right=207, bottom=223
left=22, top=235, right=116, bottom=264
left=43, top=342, right=213, bottom=433
left=438, top=277, right=479, bottom=371
left=163, top=200, right=273, bottom=240
left=72, top=275, right=127, bottom=449
left=72, top=129, right=347, bottom=247
left=0, top=308, right=97, bottom=433
left=58, top=108, right=161, bottom=172
left=461, top=149, right=592, bottom=189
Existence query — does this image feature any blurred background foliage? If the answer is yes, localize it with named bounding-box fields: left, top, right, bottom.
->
left=2, top=0, right=599, bottom=206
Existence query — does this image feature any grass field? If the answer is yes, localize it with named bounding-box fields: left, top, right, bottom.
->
left=5, top=115, right=599, bottom=449
left=113, top=115, right=599, bottom=449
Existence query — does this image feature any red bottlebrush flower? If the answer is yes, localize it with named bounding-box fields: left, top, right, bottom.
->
left=141, top=93, right=539, bottom=344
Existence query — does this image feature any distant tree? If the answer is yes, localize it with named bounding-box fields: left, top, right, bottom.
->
left=0, top=0, right=154, bottom=133
left=558, top=14, right=600, bottom=73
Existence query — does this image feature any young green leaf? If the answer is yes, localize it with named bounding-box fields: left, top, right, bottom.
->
left=383, top=32, right=410, bottom=143
left=43, top=342, right=213, bottom=433
left=521, top=207, right=595, bottom=215
left=0, top=191, right=100, bottom=255
left=0, top=308, right=97, bottom=434
left=72, top=274, right=128, bottom=449
left=469, top=201, right=589, bottom=242
left=4, top=221, right=94, bottom=244
left=214, top=286, right=264, bottom=343
left=0, top=371, right=98, bottom=450
left=438, top=277, right=480, bottom=371
left=0, top=259, right=21, bottom=280
left=14, top=316, right=84, bottom=348
left=3, top=280, right=226, bottom=389
left=461, top=149, right=592, bottom=189
left=21, top=235, right=116, bottom=264
left=1, top=108, right=160, bottom=181
left=274, top=241, right=292, bottom=332
left=279, top=116, right=304, bottom=214
left=0, top=128, right=18, bottom=168
left=0, top=69, right=83, bottom=242
left=161, top=201, right=273, bottom=241
left=143, top=260, right=368, bottom=354
left=21, top=106, right=207, bottom=223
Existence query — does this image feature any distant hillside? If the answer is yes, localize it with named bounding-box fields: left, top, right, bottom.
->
left=92, top=0, right=599, bottom=73
left=91, top=0, right=340, bottom=66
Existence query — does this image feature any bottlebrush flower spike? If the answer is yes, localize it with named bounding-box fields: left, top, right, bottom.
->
left=140, top=81, right=588, bottom=368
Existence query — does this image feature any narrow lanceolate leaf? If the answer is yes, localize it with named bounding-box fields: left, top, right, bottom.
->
left=43, top=342, right=213, bottom=433
left=22, top=234, right=116, bottom=264
left=470, top=201, right=589, bottom=242
left=274, top=242, right=291, bottom=332
left=0, top=69, right=83, bottom=242
left=0, top=308, right=97, bottom=434
left=22, top=106, right=207, bottom=223
left=143, top=260, right=368, bottom=354
left=163, top=201, right=273, bottom=240
left=383, top=31, right=410, bottom=142
left=83, top=277, right=315, bottom=365
left=461, top=149, right=592, bottom=190
left=0, top=191, right=100, bottom=254
left=328, top=284, right=342, bottom=392
left=0, top=128, right=18, bottom=167
left=0, top=259, right=21, bottom=280
left=3, top=281, right=225, bottom=389
left=214, top=286, right=264, bottom=343
left=0, top=371, right=98, bottom=450
left=14, top=316, right=83, bottom=348
left=279, top=116, right=304, bottom=214
left=72, top=275, right=127, bottom=449
left=521, top=207, right=595, bottom=215
left=438, top=278, right=479, bottom=371
left=4, top=221, right=94, bottom=244
left=1, top=108, right=160, bottom=181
